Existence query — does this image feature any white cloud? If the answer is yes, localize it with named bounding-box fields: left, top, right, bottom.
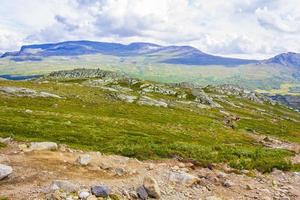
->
left=0, top=0, right=300, bottom=58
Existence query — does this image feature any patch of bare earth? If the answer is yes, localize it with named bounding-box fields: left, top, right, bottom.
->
left=0, top=140, right=300, bottom=200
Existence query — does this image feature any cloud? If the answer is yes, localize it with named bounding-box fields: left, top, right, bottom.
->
left=0, top=0, right=300, bottom=58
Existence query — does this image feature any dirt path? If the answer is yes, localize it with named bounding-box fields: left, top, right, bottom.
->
left=1, top=141, right=300, bottom=200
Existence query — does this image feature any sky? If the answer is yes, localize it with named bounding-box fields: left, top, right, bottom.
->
left=0, top=0, right=300, bottom=59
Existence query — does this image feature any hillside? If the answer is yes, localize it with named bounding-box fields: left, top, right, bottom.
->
left=1, top=68, right=300, bottom=199
left=0, top=41, right=300, bottom=97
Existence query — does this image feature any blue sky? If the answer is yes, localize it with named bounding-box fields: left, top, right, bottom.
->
left=0, top=0, right=300, bottom=58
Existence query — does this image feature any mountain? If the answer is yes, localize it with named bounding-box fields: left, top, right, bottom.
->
left=263, top=52, right=300, bottom=67
left=0, top=40, right=257, bottom=65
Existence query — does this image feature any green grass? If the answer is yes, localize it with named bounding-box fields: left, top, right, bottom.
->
left=0, top=79, right=300, bottom=172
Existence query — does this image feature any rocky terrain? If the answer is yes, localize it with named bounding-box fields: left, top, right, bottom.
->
left=1, top=68, right=300, bottom=199
left=1, top=137, right=300, bottom=200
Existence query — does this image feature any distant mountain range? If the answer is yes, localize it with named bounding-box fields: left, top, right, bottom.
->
left=1, top=40, right=300, bottom=101
left=1, top=41, right=300, bottom=67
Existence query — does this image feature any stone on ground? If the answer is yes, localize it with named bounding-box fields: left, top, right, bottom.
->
left=76, top=154, right=92, bottom=166
left=91, top=185, right=111, bottom=197
left=169, top=171, right=200, bottom=186
left=136, top=186, right=148, bottom=200
left=30, top=142, right=58, bottom=151
left=143, top=176, right=161, bottom=199
left=0, top=164, right=13, bottom=180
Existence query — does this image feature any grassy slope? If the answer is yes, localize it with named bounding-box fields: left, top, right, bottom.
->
left=0, top=79, right=300, bottom=172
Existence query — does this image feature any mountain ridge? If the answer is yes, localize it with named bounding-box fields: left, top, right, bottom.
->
left=0, top=40, right=257, bottom=65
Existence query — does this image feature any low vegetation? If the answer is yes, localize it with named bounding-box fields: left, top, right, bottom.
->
left=1, top=71, right=300, bottom=173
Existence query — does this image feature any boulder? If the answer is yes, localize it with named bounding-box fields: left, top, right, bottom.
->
left=30, top=142, right=58, bottom=151
left=136, top=186, right=148, bottom=200
left=169, top=171, right=200, bottom=186
left=0, top=164, right=13, bottom=180
left=91, top=185, right=111, bottom=197
left=50, top=180, right=79, bottom=193
left=143, top=176, right=161, bottom=199
left=76, top=154, right=92, bottom=166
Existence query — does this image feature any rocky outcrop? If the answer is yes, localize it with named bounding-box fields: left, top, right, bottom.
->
left=137, top=96, right=168, bottom=107
left=115, top=93, right=137, bottom=103
left=192, top=89, right=221, bottom=108
left=206, top=84, right=275, bottom=105
left=0, top=86, right=61, bottom=98
left=48, top=68, right=127, bottom=80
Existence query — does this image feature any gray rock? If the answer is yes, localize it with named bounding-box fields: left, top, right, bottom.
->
left=50, top=180, right=79, bottom=193
left=138, top=96, right=168, bottom=107
left=91, top=185, right=111, bottom=197
left=78, top=190, right=91, bottom=199
left=136, top=186, right=148, bottom=200
left=143, top=176, right=161, bottom=199
left=76, top=154, right=92, bottom=166
left=169, top=171, right=200, bottom=186
left=30, top=142, right=58, bottom=151
left=0, top=164, right=13, bottom=180
left=115, top=167, right=126, bottom=176
left=0, top=86, right=61, bottom=98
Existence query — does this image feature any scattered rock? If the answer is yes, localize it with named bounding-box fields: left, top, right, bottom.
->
left=136, top=186, right=148, bottom=200
left=115, top=167, right=126, bottom=176
left=78, top=190, right=91, bottom=199
left=30, top=142, right=58, bottom=151
left=143, top=176, right=161, bottom=199
left=223, top=179, right=234, bottom=187
left=138, top=96, right=168, bottom=107
left=0, top=164, right=13, bottom=180
left=76, top=154, right=92, bottom=166
left=50, top=180, right=79, bottom=193
left=91, top=185, right=111, bottom=197
left=0, top=137, right=11, bottom=144
left=169, top=171, right=200, bottom=186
